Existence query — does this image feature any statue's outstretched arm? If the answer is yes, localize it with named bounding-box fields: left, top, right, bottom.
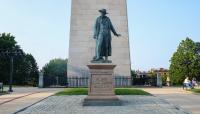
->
left=110, top=20, right=121, bottom=37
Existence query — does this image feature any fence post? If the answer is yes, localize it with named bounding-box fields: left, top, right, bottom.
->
left=157, top=73, right=162, bottom=87
left=38, top=72, right=44, bottom=88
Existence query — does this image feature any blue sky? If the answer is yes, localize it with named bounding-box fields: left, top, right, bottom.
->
left=0, top=0, right=199, bottom=71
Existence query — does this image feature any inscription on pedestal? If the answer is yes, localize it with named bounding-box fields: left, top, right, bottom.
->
left=91, top=75, right=113, bottom=94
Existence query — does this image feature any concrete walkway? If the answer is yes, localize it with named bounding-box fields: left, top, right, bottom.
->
left=0, top=87, right=63, bottom=114
left=143, top=87, right=200, bottom=114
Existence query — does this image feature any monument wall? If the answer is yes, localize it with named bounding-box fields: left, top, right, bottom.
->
left=68, top=0, right=131, bottom=86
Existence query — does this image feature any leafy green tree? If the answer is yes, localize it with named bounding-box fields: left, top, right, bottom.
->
left=25, top=54, right=39, bottom=85
left=170, top=38, right=200, bottom=84
left=131, top=70, right=137, bottom=78
left=42, top=58, right=67, bottom=77
left=0, top=33, right=18, bottom=84
left=0, top=33, right=39, bottom=86
left=14, top=54, right=39, bottom=86
left=0, top=33, right=19, bottom=49
left=162, top=73, right=168, bottom=85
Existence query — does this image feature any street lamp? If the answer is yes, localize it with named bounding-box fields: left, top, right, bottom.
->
left=0, top=49, right=24, bottom=92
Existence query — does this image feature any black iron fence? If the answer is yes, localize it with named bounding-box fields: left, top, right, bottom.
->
left=43, top=76, right=156, bottom=87
left=115, top=77, right=132, bottom=87
left=43, top=76, right=132, bottom=87
left=67, top=77, right=132, bottom=87
left=67, top=77, right=88, bottom=87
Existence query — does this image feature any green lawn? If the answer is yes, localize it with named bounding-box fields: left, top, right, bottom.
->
left=55, top=88, right=88, bottom=95
left=115, top=88, right=150, bottom=95
left=190, top=88, right=200, bottom=94
left=55, top=88, right=150, bottom=96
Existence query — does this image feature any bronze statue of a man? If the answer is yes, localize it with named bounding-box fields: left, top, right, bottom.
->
left=92, top=9, right=121, bottom=63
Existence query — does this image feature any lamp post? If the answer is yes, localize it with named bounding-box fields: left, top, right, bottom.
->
left=9, top=56, right=14, bottom=92
left=0, top=49, right=24, bottom=92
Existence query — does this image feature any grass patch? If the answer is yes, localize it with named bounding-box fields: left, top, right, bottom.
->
left=190, top=88, right=200, bottom=94
left=55, top=88, right=150, bottom=96
left=115, top=88, right=150, bottom=95
left=55, top=88, right=88, bottom=95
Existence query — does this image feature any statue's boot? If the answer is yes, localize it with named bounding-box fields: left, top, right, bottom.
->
left=93, top=56, right=97, bottom=60
left=94, top=56, right=104, bottom=61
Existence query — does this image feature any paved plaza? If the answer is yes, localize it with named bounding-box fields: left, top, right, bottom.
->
left=143, top=87, right=200, bottom=114
left=1, top=87, right=199, bottom=114
left=16, top=95, right=189, bottom=114
left=0, top=87, right=63, bottom=114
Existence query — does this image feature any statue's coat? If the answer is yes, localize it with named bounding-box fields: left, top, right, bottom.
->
left=93, top=16, right=118, bottom=58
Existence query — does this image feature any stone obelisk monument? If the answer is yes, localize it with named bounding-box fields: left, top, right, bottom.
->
left=68, top=0, right=131, bottom=86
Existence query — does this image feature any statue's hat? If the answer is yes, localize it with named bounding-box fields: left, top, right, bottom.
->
left=99, top=9, right=108, bottom=14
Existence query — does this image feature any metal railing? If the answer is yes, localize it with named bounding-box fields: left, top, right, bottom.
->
left=67, top=77, right=132, bottom=87
left=43, top=76, right=158, bottom=88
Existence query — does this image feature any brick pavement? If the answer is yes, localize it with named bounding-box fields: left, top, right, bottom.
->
left=143, top=87, right=200, bottom=114
left=0, top=87, right=63, bottom=114
left=17, top=95, right=189, bottom=114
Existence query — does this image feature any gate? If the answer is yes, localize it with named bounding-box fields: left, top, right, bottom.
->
left=43, top=76, right=68, bottom=87
left=132, top=77, right=157, bottom=86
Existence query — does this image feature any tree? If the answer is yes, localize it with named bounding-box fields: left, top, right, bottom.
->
left=0, top=33, right=19, bottom=50
left=14, top=54, right=39, bottom=86
left=25, top=54, right=39, bottom=85
left=162, top=73, right=168, bottom=86
left=42, top=58, right=67, bottom=77
left=169, top=38, right=200, bottom=84
left=0, top=33, right=39, bottom=86
left=131, top=70, right=137, bottom=78
left=0, top=33, right=18, bottom=84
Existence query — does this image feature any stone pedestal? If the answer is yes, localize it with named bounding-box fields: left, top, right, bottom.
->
left=83, top=63, right=121, bottom=106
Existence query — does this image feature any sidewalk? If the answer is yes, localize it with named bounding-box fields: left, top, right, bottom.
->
left=142, top=87, right=200, bottom=114
left=0, top=87, right=63, bottom=114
